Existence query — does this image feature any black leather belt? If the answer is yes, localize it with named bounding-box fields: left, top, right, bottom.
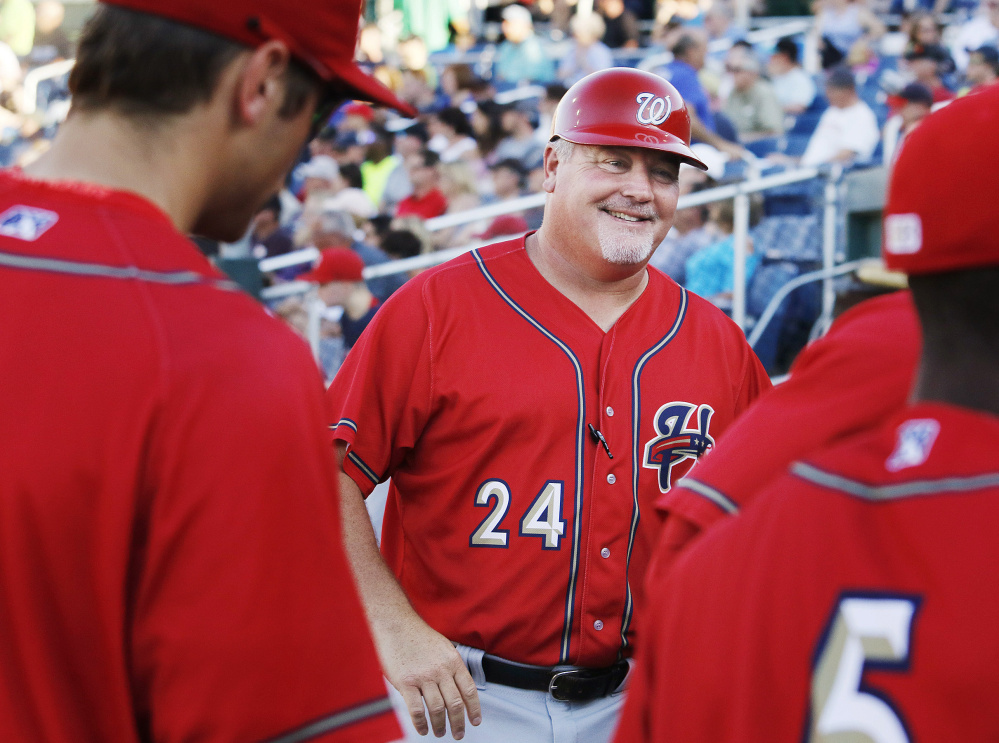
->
left=480, top=654, right=629, bottom=702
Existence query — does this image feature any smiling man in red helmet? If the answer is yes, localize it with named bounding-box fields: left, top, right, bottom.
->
left=0, top=1, right=414, bottom=741
left=326, top=67, right=771, bottom=742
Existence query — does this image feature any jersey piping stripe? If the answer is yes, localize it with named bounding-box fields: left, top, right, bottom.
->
left=260, top=696, right=394, bottom=743
left=334, top=418, right=359, bottom=433
left=347, top=450, right=380, bottom=485
left=472, top=249, right=586, bottom=664
left=620, top=288, right=688, bottom=656
left=676, top=477, right=740, bottom=515
left=791, top=461, right=999, bottom=501
left=0, top=248, right=241, bottom=292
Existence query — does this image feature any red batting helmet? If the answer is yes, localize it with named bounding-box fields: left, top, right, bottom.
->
left=550, top=68, right=708, bottom=170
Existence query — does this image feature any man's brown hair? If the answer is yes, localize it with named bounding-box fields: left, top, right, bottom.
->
left=70, top=5, right=319, bottom=120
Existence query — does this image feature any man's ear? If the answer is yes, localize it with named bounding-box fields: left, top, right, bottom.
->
left=235, top=40, right=293, bottom=127
left=541, top=143, right=560, bottom=194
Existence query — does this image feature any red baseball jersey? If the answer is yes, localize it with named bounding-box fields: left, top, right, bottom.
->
left=616, top=402, right=999, bottom=742
left=0, top=170, right=400, bottom=743
left=327, top=237, right=771, bottom=668
left=658, top=290, right=921, bottom=544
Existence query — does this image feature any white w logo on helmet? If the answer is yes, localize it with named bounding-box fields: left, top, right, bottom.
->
left=635, top=92, right=673, bottom=126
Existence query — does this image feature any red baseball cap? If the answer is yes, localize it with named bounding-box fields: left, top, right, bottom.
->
left=883, top=86, right=999, bottom=275
left=300, top=248, right=365, bottom=284
left=101, top=0, right=417, bottom=116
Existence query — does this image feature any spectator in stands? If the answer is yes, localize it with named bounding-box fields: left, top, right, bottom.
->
left=952, top=0, right=999, bottom=71
left=905, top=11, right=955, bottom=75
left=381, top=121, right=428, bottom=214
left=396, top=148, right=448, bottom=220
left=434, top=160, right=486, bottom=248
left=325, top=162, right=378, bottom=220
left=684, top=197, right=762, bottom=307
left=492, top=102, right=545, bottom=171
left=332, top=129, right=373, bottom=166
left=648, top=179, right=717, bottom=285
left=901, top=45, right=956, bottom=110
left=250, top=194, right=294, bottom=260
left=312, top=208, right=405, bottom=301
left=882, top=81, right=934, bottom=166
left=301, top=247, right=381, bottom=351
left=722, top=46, right=785, bottom=141
left=703, top=5, right=744, bottom=47
left=558, top=12, right=614, bottom=86
left=598, top=0, right=640, bottom=49
left=494, top=4, right=556, bottom=85
left=440, top=63, right=479, bottom=110
left=359, top=127, right=398, bottom=209
left=427, top=106, right=479, bottom=164
left=658, top=30, right=747, bottom=159
left=797, top=67, right=880, bottom=166
left=0, top=0, right=33, bottom=56
left=535, top=83, right=567, bottom=146
left=961, top=45, right=999, bottom=94
left=768, top=37, right=817, bottom=115
left=340, top=102, right=375, bottom=133
left=488, top=158, right=526, bottom=203
left=814, top=0, right=885, bottom=70
left=470, top=99, right=506, bottom=161
left=29, top=0, right=70, bottom=64
left=382, top=227, right=429, bottom=280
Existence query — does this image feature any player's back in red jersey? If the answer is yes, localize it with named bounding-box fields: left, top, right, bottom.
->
left=646, top=290, right=921, bottom=579
left=615, top=402, right=999, bottom=742
left=0, top=171, right=400, bottom=743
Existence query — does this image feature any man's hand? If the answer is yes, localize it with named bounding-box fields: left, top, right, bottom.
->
left=377, top=620, right=482, bottom=739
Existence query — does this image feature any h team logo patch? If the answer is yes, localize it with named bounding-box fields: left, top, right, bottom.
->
left=643, top=402, right=715, bottom=492
left=0, top=205, right=59, bottom=241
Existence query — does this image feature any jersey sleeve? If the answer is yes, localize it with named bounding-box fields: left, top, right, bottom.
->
left=131, top=327, right=401, bottom=743
left=325, top=278, right=435, bottom=496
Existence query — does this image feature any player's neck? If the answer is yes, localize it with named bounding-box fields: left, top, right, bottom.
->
left=912, top=356, right=999, bottom=418
left=525, top=231, right=649, bottom=333
left=24, top=108, right=220, bottom=235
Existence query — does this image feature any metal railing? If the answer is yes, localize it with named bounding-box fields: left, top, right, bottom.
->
left=262, top=164, right=851, bottom=364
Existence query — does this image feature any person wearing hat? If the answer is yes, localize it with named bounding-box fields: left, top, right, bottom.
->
left=960, top=44, right=999, bottom=94
left=0, top=0, right=414, bottom=740
left=900, top=43, right=955, bottom=111
left=614, top=86, right=999, bottom=743
left=326, top=67, right=770, bottom=743
left=883, top=81, right=935, bottom=165
left=301, top=247, right=381, bottom=351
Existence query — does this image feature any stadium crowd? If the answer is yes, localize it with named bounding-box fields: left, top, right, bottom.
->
left=9, top=0, right=999, bottom=379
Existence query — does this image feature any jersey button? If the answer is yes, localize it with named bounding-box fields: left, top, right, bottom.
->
left=607, top=474, right=616, bottom=484
left=606, top=406, right=614, bottom=417
left=594, top=620, right=604, bottom=631
left=601, top=547, right=610, bottom=558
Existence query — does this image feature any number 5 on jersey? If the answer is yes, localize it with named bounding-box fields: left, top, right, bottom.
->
left=807, top=593, right=921, bottom=743
left=470, top=479, right=566, bottom=549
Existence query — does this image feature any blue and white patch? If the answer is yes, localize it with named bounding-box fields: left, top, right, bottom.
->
left=0, top=205, right=59, bottom=241
left=886, top=418, right=940, bottom=472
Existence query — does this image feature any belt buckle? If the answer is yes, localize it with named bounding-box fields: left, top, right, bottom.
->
left=548, top=669, right=584, bottom=702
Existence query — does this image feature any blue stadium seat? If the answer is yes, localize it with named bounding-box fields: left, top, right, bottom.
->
left=753, top=214, right=823, bottom=262
left=746, top=260, right=800, bottom=372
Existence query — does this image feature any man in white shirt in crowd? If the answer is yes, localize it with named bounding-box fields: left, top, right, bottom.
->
left=952, top=0, right=999, bottom=71
left=768, top=37, right=817, bottom=115
left=799, top=67, right=879, bottom=166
